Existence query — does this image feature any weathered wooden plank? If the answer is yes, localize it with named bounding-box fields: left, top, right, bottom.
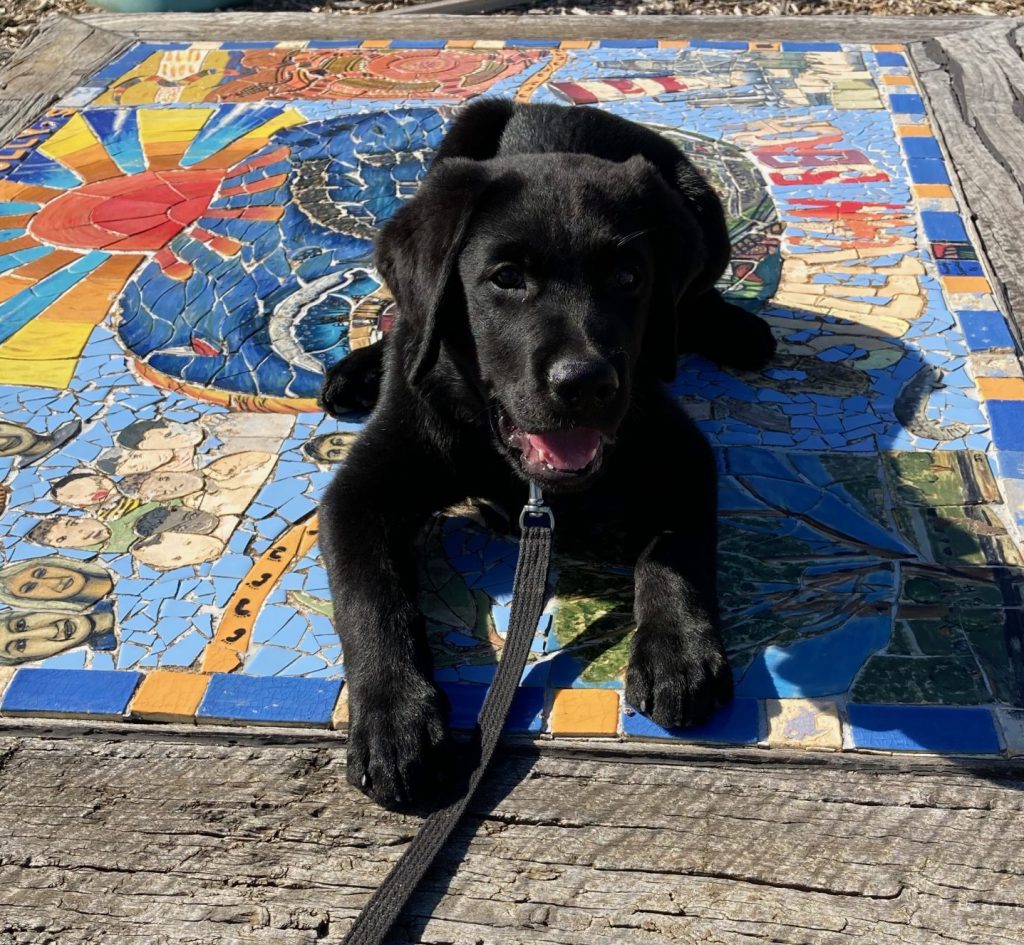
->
left=401, top=0, right=560, bottom=14
left=0, top=16, right=132, bottom=146
left=1, top=727, right=1022, bottom=944
left=75, top=12, right=1006, bottom=43
left=912, top=22, right=1024, bottom=345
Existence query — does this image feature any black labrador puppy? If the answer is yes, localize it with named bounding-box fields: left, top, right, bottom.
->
left=318, top=100, right=774, bottom=809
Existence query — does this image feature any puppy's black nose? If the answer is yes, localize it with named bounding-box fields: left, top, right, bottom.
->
left=548, top=359, right=619, bottom=410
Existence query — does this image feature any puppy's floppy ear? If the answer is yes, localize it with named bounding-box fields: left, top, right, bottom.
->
left=375, top=158, right=491, bottom=384
left=624, top=155, right=707, bottom=383
left=433, top=98, right=515, bottom=163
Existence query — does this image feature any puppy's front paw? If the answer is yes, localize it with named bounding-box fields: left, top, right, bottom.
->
left=711, top=306, right=776, bottom=372
left=625, top=622, right=733, bottom=730
left=317, top=345, right=383, bottom=417
left=729, top=312, right=777, bottom=371
left=346, top=677, right=451, bottom=810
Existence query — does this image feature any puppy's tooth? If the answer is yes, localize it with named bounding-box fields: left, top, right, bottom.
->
left=639, top=700, right=647, bottom=713
left=361, top=774, right=368, bottom=788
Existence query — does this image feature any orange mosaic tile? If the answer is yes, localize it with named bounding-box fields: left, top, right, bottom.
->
left=944, top=276, right=991, bottom=294
left=977, top=377, right=1024, bottom=401
left=914, top=184, right=954, bottom=199
left=130, top=671, right=210, bottom=722
left=548, top=689, right=620, bottom=736
left=897, top=124, right=934, bottom=137
left=201, top=643, right=244, bottom=674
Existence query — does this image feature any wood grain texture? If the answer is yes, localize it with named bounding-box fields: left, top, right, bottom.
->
left=74, top=12, right=1005, bottom=43
left=1, top=724, right=1023, bottom=944
left=404, top=0, right=537, bottom=15
left=0, top=16, right=131, bottom=146
left=912, top=23, right=1024, bottom=345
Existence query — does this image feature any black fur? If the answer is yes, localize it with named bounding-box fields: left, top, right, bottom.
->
left=318, top=101, right=774, bottom=809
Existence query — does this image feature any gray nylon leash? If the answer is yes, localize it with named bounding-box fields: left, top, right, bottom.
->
left=341, top=485, right=554, bottom=945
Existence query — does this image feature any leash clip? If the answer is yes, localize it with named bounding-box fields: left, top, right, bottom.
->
left=519, top=480, right=554, bottom=531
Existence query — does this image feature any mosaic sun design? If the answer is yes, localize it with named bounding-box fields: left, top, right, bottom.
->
left=0, top=38, right=1022, bottom=754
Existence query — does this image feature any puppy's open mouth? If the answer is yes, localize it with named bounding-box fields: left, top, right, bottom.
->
left=496, top=409, right=610, bottom=484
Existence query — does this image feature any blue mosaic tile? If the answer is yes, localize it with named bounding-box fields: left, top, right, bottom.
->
left=39, top=650, right=88, bottom=670
left=160, top=633, right=206, bottom=667
left=508, top=38, right=562, bottom=47
left=384, top=39, right=448, bottom=48
left=988, top=402, right=1024, bottom=451
left=958, top=310, right=1018, bottom=352
left=197, top=674, right=342, bottom=726
left=908, top=160, right=950, bottom=185
left=847, top=705, right=1000, bottom=753
left=598, top=39, right=658, bottom=48
left=995, top=451, right=1024, bottom=479
left=785, top=41, right=843, bottom=52
left=902, top=137, right=942, bottom=159
left=2, top=669, right=141, bottom=718
left=439, top=683, right=544, bottom=733
left=621, top=699, right=760, bottom=744
left=690, top=39, right=748, bottom=49
left=922, top=211, right=969, bottom=242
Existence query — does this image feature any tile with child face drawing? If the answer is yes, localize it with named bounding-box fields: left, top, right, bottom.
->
left=21, top=415, right=291, bottom=571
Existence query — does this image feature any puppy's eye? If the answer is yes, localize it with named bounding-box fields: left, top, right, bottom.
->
left=490, top=265, right=525, bottom=290
left=611, top=266, right=640, bottom=290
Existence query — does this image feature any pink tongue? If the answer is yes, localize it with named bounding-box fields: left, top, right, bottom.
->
left=524, top=429, right=602, bottom=471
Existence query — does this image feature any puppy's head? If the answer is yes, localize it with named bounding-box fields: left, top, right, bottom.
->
left=377, top=152, right=706, bottom=490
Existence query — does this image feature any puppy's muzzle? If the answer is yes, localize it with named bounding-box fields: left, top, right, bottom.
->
left=547, top=358, right=620, bottom=414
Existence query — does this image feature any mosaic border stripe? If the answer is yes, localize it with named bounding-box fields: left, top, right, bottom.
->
left=62, top=37, right=928, bottom=107
left=882, top=52, right=1024, bottom=534
left=0, top=667, right=1017, bottom=754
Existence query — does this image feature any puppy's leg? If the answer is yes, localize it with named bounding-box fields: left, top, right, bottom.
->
left=621, top=396, right=733, bottom=728
left=319, top=430, right=458, bottom=809
left=318, top=339, right=385, bottom=416
left=678, top=288, right=776, bottom=371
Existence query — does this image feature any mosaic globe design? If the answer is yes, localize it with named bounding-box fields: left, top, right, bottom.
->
left=116, top=106, right=449, bottom=407
left=115, top=109, right=780, bottom=408
left=658, top=126, right=782, bottom=309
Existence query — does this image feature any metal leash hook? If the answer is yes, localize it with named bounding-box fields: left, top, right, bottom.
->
left=519, top=479, right=555, bottom=531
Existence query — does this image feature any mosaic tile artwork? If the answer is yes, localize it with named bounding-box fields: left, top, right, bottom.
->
left=1, top=38, right=1023, bottom=756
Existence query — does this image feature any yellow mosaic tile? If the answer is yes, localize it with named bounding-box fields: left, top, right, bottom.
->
left=0, top=667, right=15, bottom=702
left=330, top=685, right=350, bottom=730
